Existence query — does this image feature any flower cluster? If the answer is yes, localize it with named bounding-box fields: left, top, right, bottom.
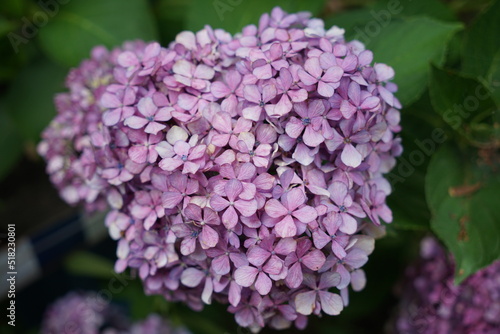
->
left=41, top=291, right=189, bottom=334
left=392, top=237, right=500, bottom=334
left=39, top=7, right=402, bottom=331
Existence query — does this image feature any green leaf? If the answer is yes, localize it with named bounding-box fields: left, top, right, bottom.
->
left=373, top=0, right=456, bottom=22
left=426, top=145, right=500, bottom=283
left=461, top=0, right=500, bottom=78
left=186, top=0, right=326, bottom=34
left=365, top=17, right=462, bottom=105
left=64, top=251, right=115, bottom=279
left=429, top=65, right=496, bottom=132
left=0, top=106, right=23, bottom=180
left=38, top=0, right=158, bottom=67
left=154, top=0, right=192, bottom=45
left=5, top=58, right=66, bottom=143
left=324, top=8, right=376, bottom=40
left=386, top=95, right=441, bottom=231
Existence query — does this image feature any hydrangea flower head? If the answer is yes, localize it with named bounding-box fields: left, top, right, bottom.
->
left=41, top=291, right=189, bottom=334
left=392, top=237, right=500, bottom=334
left=39, top=7, right=402, bottom=332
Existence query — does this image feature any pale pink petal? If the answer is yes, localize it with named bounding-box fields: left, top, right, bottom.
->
left=275, top=215, right=297, bottom=238
left=264, top=199, right=288, bottom=218
left=234, top=265, right=258, bottom=287
left=200, top=225, right=219, bottom=249
left=302, top=249, right=326, bottom=271
left=222, top=205, right=239, bottom=229
left=180, top=267, right=205, bottom=287
left=318, top=291, right=343, bottom=315
left=285, top=262, right=303, bottom=288
left=295, top=291, right=317, bottom=315
left=292, top=206, right=318, bottom=223
left=124, top=115, right=149, bottom=129
left=255, top=272, right=272, bottom=295
left=341, top=144, right=362, bottom=167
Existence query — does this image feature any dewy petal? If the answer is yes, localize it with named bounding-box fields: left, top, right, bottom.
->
left=295, top=290, right=317, bottom=315
left=234, top=265, right=258, bottom=287
left=318, top=291, right=343, bottom=315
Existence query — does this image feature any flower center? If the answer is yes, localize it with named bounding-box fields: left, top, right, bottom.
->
left=339, top=205, right=347, bottom=213
left=181, top=155, right=188, bottom=161
left=302, top=118, right=311, bottom=125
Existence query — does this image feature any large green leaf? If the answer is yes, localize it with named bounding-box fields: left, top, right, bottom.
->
left=426, top=145, right=500, bottom=283
left=462, top=0, right=500, bottom=78
left=373, top=0, right=456, bottom=21
left=429, top=65, right=497, bottom=131
left=154, top=0, right=192, bottom=45
left=64, top=251, right=115, bottom=279
left=5, top=58, right=66, bottom=143
left=364, top=17, right=462, bottom=106
left=186, top=0, right=326, bottom=34
left=38, top=0, right=158, bottom=67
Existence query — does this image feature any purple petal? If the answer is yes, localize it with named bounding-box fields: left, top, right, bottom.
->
left=302, top=249, right=326, bottom=271
left=275, top=215, right=297, bottom=238
left=247, top=246, right=271, bottom=267
left=200, top=225, right=219, bottom=249
left=318, top=291, right=343, bottom=315
left=285, top=262, right=303, bottom=288
left=265, top=199, right=288, bottom=218
left=341, top=144, right=362, bottom=167
left=234, top=265, right=258, bottom=287
left=255, top=272, right=272, bottom=295
left=180, top=267, right=205, bottom=287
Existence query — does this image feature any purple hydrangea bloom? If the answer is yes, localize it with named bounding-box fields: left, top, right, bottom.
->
left=391, top=237, right=500, bottom=334
left=39, top=6, right=402, bottom=332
